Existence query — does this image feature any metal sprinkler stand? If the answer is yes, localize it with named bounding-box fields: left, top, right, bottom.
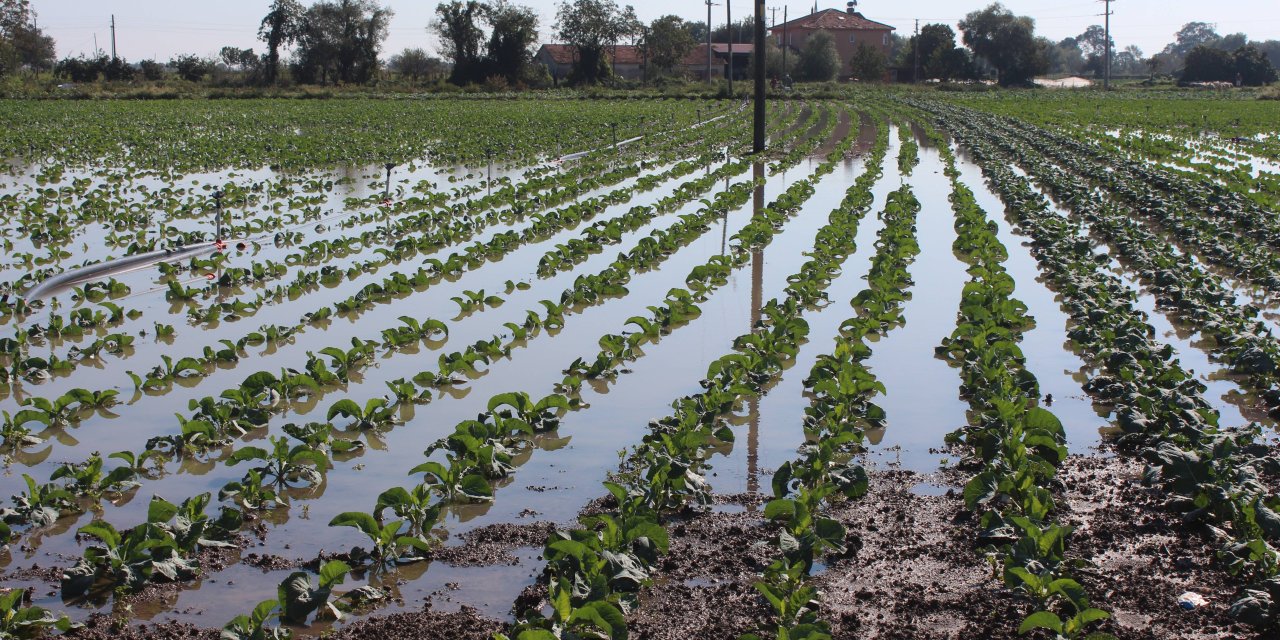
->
left=485, top=148, right=494, bottom=195
left=213, top=190, right=224, bottom=243
left=610, top=123, right=618, bottom=153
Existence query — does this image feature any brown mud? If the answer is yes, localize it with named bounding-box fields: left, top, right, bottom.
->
left=32, top=454, right=1273, bottom=639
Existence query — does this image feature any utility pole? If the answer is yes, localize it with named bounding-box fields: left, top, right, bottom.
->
left=913, top=19, right=919, bottom=83
left=782, top=6, right=788, bottom=81
left=706, top=0, right=719, bottom=85
left=1101, top=0, right=1115, bottom=90
left=727, top=1, right=734, bottom=94
left=770, top=7, right=777, bottom=27
left=753, top=0, right=766, bottom=153
left=110, top=14, right=117, bottom=60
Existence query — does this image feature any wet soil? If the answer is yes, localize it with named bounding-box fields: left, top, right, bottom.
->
left=434, top=521, right=557, bottom=567
left=34, top=454, right=1272, bottom=639
left=61, top=607, right=503, bottom=640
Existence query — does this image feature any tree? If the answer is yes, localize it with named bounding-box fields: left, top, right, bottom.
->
left=899, top=23, right=972, bottom=81
left=848, top=42, right=886, bottom=82
left=389, top=47, right=446, bottom=83
left=171, top=54, right=213, bottom=82
left=1218, top=33, right=1247, bottom=52
left=0, top=0, right=30, bottom=34
left=138, top=59, right=166, bottom=81
left=221, top=47, right=259, bottom=72
left=958, top=3, right=1049, bottom=86
left=1114, top=45, right=1144, bottom=76
left=1181, top=45, right=1234, bottom=82
left=555, top=0, right=637, bottom=84
left=5, top=23, right=54, bottom=74
left=929, top=46, right=974, bottom=81
left=293, top=0, right=392, bottom=85
left=259, top=0, right=304, bottom=85
left=750, top=39, right=795, bottom=81
left=485, top=1, right=539, bottom=84
left=645, top=14, right=694, bottom=77
left=795, top=30, right=839, bottom=82
left=1255, top=40, right=1280, bottom=69
left=711, top=16, right=756, bottom=44
left=1234, top=45, right=1278, bottom=86
left=900, top=23, right=953, bottom=75
left=1, top=0, right=54, bottom=77
left=1049, top=37, right=1085, bottom=75
left=1163, top=22, right=1219, bottom=60
left=432, top=1, right=486, bottom=85
left=1075, top=25, right=1111, bottom=59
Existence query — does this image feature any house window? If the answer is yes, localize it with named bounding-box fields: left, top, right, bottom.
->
left=849, top=34, right=857, bottom=44
left=776, top=35, right=782, bottom=46
left=882, top=33, right=888, bottom=46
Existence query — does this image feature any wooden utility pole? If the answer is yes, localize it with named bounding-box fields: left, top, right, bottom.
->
left=754, top=0, right=766, bottom=153
left=782, top=6, right=788, bottom=80
left=1101, top=0, right=1115, bottom=89
left=706, top=0, right=719, bottom=85
left=110, top=15, right=117, bottom=60
left=727, top=1, right=734, bottom=94
left=913, top=19, right=919, bottom=83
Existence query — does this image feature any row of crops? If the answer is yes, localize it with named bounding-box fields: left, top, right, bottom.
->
left=0, top=92, right=1278, bottom=639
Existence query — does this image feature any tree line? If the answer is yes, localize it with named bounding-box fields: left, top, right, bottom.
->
left=0, top=0, right=1276, bottom=88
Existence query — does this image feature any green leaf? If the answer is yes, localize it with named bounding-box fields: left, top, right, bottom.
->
left=764, top=498, right=798, bottom=521
left=318, top=560, right=350, bottom=588
left=569, top=600, right=628, bottom=640
left=148, top=496, right=179, bottom=524
left=1019, top=610, right=1064, bottom=634
left=327, top=399, right=362, bottom=421
left=329, top=511, right=379, bottom=538
left=77, top=521, right=120, bottom=547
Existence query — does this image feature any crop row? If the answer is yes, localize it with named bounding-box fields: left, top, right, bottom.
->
left=941, top=104, right=1280, bottom=418
left=223, top=106, right=862, bottom=638
left=916, top=112, right=1113, bottom=640
left=498, top=112, right=888, bottom=640
left=0, top=110, right=819, bottom=579
left=0, top=99, right=717, bottom=172
left=0, top=105, right=802, bottom=458
left=926, top=100, right=1280, bottom=632
left=986, top=112, right=1280, bottom=298
left=6, top=104, right=831, bottom=622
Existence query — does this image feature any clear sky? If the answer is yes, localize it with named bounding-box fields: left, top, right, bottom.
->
left=32, top=0, right=1280, bottom=63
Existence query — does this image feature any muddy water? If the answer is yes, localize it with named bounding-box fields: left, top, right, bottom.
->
left=5, top=155, right=744, bottom=460
left=951, top=148, right=1109, bottom=453
left=856, top=138, right=970, bottom=472
left=713, top=122, right=898, bottom=494
left=22, top=151, right=855, bottom=627
left=10, top=155, right=817, bottom=576
left=1009, top=169, right=1271, bottom=431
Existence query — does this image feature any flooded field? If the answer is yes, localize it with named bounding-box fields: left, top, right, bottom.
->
left=1, top=93, right=1280, bottom=640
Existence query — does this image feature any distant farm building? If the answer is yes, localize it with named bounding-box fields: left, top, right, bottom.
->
left=682, top=43, right=755, bottom=82
left=770, top=2, right=895, bottom=79
left=535, top=44, right=645, bottom=82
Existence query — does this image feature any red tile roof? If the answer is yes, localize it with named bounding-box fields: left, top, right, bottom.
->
left=770, top=9, right=895, bottom=32
left=681, top=43, right=756, bottom=66
left=537, top=44, right=646, bottom=65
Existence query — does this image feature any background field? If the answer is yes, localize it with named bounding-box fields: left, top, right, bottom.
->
left=0, top=89, right=1278, bottom=639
